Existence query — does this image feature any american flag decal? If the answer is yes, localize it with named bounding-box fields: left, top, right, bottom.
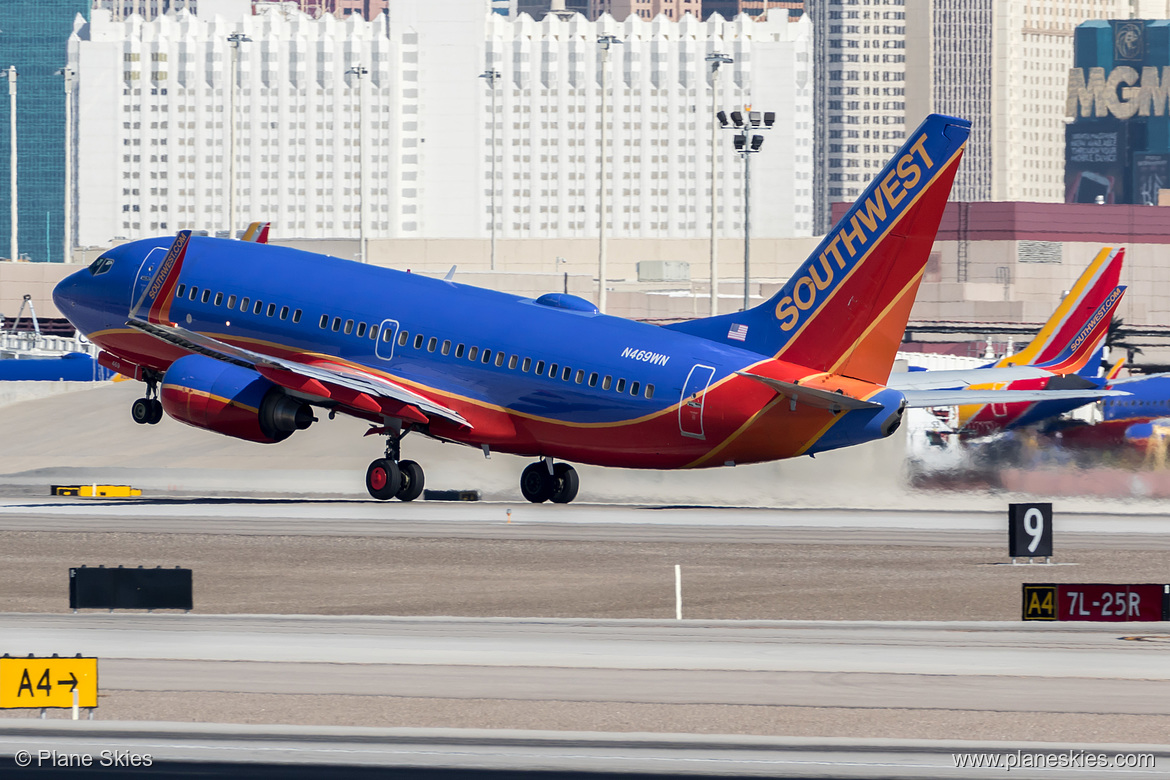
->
left=727, top=323, right=748, bottom=341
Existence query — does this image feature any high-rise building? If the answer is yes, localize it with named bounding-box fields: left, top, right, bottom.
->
left=808, top=0, right=907, bottom=233
left=71, top=0, right=813, bottom=245
left=904, top=0, right=1142, bottom=204
left=0, top=0, right=91, bottom=263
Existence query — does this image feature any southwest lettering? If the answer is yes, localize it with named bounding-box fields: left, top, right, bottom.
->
left=854, top=190, right=887, bottom=232
left=824, top=235, right=846, bottom=269
left=793, top=277, right=817, bottom=310
left=896, top=154, right=921, bottom=189
left=908, top=134, right=933, bottom=169
left=775, top=297, right=799, bottom=330
left=809, top=255, right=834, bottom=290
left=880, top=170, right=905, bottom=209
left=840, top=215, right=868, bottom=258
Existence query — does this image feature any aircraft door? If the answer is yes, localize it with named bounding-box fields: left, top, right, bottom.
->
left=679, top=364, right=717, bottom=439
left=375, top=319, right=400, bottom=361
left=130, top=247, right=167, bottom=310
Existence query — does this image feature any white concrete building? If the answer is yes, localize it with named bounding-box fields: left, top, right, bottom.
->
left=70, top=0, right=812, bottom=247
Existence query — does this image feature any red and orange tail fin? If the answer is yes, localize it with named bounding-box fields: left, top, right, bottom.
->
left=998, top=247, right=1125, bottom=369
left=242, top=221, right=270, bottom=243
left=664, top=114, right=970, bottom=385
left=129, top=230, right=191, bottom=326
left=1106, top=355, right=1127, bottom=382
left=1033, top=285, right=1126, bottom=375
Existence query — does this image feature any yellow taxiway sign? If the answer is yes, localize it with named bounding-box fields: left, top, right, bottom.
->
left=0, top=657, right=97, bottom=709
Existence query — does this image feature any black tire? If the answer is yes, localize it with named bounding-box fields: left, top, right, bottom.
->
left=551, top=463, right=579, bottom=504
left=131, top=398, right=153, bottom=425
left=147, top=398, right=164, bottom=425
left=396, top=460, right=425, bottom=502
left=520, top=462, right=554, bottom=503
left=365, top=459, right=401, bottom=501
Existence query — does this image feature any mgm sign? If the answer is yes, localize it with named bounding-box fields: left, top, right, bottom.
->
left=1067, top=66, right=1170, bottom=120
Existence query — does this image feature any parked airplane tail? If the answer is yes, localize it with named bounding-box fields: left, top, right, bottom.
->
left=242, top=222, right=271, bottom=243
left=1032, top=285, right=1126, bottom=376
left=665, top=113, right=970, bottom=385
left=998, top=246, right=1125, bottom=370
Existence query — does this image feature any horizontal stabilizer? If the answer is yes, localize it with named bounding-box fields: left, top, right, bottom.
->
left=735, top=371, right=882, bottom=412
left=888, top=365, right=1054, bottom=391
left=903, top=387, right=1129, bottom=409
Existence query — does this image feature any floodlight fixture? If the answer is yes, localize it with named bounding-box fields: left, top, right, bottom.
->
left=716, top=110, right=728, bottom=127
left=730, top=110, right=743, bottom=127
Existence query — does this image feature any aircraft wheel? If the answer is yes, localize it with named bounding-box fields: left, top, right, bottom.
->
left=550, top=463, right=579, bottom=504
left=396, top=460, right=425, bottom=502
left=366, top=458, right=401, bottom=501
left=147, top=399, right=164, bottom=425
left=520, top=462, right=554, bottom=503
left=131, top=398, right=153, bottom=425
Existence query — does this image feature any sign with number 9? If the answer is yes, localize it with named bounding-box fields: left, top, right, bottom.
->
left=1009, top=502, right=1053, bottom=558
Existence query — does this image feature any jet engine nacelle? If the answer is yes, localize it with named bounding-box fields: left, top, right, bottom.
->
left=159, top=354, right=314, bottom=444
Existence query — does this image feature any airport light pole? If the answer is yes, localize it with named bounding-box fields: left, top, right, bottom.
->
left=59, top=67, right=74, bottom=264
left=8, top=66, right=17, bottom=263
left=479, top=69, right=500, bottom=271
left=718, top=109, right=773, bottom=311
left=348, top=65, right=368, bottom=264
left=597, top=34, right=621, bottom=314
left=705, top=52, right=732, bottom=317
left=226, top=32, right=251, bottom=239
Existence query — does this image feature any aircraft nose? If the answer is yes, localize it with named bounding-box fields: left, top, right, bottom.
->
left=52, top=270, right=85, bottom=315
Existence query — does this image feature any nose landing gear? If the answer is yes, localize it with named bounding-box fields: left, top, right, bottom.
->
left=365, top=431, right=425, bottom=502
left=131, top=371, right=164, bottom=425
left=520, top=459, right=579, bottom=504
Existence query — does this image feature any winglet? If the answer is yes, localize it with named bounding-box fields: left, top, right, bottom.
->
left=130, top=230, right=192, bottom=325
left=242, top=222, right=270, bottom=243
left=1106, top=356, right=1127, bottom=382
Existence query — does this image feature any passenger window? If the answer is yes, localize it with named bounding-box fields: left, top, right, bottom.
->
left=201, top=289, right=211, bottom=304
left=382, top=328, right=393, bottom=342
left=562, top=366, right=572, bottom=381
left=549, top=363, right=559, bottom=377
left=331, top=317, right=341, bottom=332
left=413, top=334, right=423, bottom=349
left=574, top=370, right=584, bottom=384
left=482, top=349, right=492, bottom=364
left=176, top=284, right=186, bottom=298
left=319, top=314, right=328, bottom=328
left=616, top=378, right=626, bottom=393
left=603, top=375, right=612, bottom=390
left=240, top=297, right=250, bottom=312
left=495, top=352, right=505, bottom=367
left=427, top=337, right=437, bottom=352
left=280, top=306, right=289, bottom=320
left=398, top=330, right=408, bottom=347
left=442, top=340, right=451, bottom=355
left=522, top=357, right=531, bottom=372
left=536, top=360, right=546, bottom=375
left=469, top=346, right=479, bottom=361
left=227, top=294, right=237, bottom=309
left=456, top=343, right=466, bottom=358
left=508, top=355, right=518, bottom=370
left=357, top=322, right=366, bottom=337
left=631, top=381, right=640, bottom=396
left=214, top=292, right=224, bottom=306
left=189, top=287, right=198, bottom=301
left=368, top=324, right=378, bottom=340
left=267, top=303, right=276, bottom=317
left=344, top=319, right=354, bottom=335
left=254, top=300, right=263, bottom=315
left=645, top=384, right=654, bottom=399
left=588, top=372, right=598, bottom=387
left=293, top=309, right=302, bottom=324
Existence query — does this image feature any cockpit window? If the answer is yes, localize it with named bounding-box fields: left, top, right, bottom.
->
left=88, top=256, right=115, bottom=276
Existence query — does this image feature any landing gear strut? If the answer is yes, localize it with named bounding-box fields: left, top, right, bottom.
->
left=365, top=431, right=425, bottom=502
left=521, top=459, right=579, bottom=504
left=131, top=370, right=163, bottom=425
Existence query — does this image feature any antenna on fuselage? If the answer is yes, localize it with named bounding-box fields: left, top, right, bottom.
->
left=444, top=265, right=457, bottom=282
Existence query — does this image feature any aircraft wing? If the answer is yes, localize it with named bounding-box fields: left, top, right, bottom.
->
left=126, top=318, right=470, bottom=428
left=1108, top=371, right=1170, bottom=386
left=887, top=365, right=1055, bottom=391
left=901, top=387, right=1129, bottom=408
left=735, top=372, right=882, bottom=412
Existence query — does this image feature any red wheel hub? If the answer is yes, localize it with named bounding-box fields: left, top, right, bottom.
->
left=369, top=466, right=387, bottom=491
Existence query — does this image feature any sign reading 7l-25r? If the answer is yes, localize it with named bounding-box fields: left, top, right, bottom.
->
left=0, top=657, right=97, bottom=709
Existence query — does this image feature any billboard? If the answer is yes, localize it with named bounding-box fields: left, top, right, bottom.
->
left=1065, top=121, right=1128, bottom=204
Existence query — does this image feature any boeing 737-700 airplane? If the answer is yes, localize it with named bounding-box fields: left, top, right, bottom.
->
left=53, top=114, right=1122, bottom=503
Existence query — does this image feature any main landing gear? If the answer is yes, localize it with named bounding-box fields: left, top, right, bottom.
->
left=365, top=432, right=425, bottom=502
left=131, top=371, right=163, bottom=425
left=520, top=459, right=579, bottom=504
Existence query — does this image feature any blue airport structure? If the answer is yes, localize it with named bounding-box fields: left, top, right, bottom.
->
left=0, top=0, right=90, bottom=263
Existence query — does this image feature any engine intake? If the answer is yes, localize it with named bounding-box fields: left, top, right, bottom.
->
left=160, top=354, right=314, bottom=444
